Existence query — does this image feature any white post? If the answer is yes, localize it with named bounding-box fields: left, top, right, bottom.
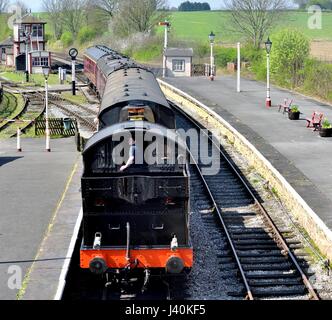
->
left=163, top=23, right=168, bottom=78
left=45, top=79, right=51, bottom=152
left=237, top=42, right=241, bottom=93
left=17, top=128, right=22, bottom=152
left=266, top=53, right=271, bottom=107
left=164, top=23, right=168, bottom=49
left=210, top=42, right=214, bottom=81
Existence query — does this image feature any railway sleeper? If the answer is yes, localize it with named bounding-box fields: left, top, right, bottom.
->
left=235, top=244, right=281, bottom=250
left=240, top=256, right=289, bottom=263
left=242, top=263, right=294, bottom=271
left=222, top=212, right=258, bottom=218
left=251, top=285, right=307, bottom=297
left=245, top=271, right=299, bottom=279
left=232, top=234, right=275, bottom=240
left=229, top=228, right=274, bottom=235
left=233, top=239, right=277, bottom=245
left=248, top=278, right=303, bottom=287
left=236, top=250, right=284, bottom=257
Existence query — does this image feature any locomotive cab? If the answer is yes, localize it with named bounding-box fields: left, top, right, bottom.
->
left=80, top=123, right=193, bottom=276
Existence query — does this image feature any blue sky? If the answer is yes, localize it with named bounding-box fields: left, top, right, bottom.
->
left=19, top=0, right=222, bottom=12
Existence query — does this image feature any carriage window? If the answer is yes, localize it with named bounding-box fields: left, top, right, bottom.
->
left=119, top=106, right=155, bottom=123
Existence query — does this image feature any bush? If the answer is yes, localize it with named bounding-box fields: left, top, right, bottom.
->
left=270, top=29, right=310, bottom=88
left=60, top=32, right=73, bottom=47
left=132, top=43, right=161, bottom=62
left=214, top=47, right=237, bottom=68
left=242, top=45, right=263, bottom=63
left=303, top=58, right=332, bottom=100
left=78, top=27, right=97, bottom=44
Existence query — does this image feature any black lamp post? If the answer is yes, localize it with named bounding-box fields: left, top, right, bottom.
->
left=265, top=37, right=272, bottom=107
left=24, top=32, right=30, bottom=82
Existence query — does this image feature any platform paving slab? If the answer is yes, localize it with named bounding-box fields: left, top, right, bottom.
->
left=0, top=137, right=79, bottom=300
left=22, top=159, right=82, bottom=300
left=165, top=75, right=332, bottom=230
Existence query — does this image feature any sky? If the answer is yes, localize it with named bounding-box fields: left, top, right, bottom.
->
left=17, top=0, right=223, bottom=12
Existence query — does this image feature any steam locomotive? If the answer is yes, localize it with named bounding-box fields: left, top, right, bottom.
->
left=80, top=46, right=193, bottom=283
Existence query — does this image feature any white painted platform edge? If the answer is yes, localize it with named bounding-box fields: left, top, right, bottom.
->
left=54, top=208, right=83, bottom=300
left=158, top=78, right=332, bottom=243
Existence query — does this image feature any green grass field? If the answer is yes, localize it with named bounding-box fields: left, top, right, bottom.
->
left=160, top=11, right=332, bottom=43
left=0, top=14, right=11, bottom=41
left=0, top=71, right=70, bottom=86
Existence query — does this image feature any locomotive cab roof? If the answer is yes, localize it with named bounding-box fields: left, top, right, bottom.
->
left=83, top=122, right=187, bottom=155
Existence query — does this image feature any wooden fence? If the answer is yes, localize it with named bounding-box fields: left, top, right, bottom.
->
left=35, top=118, right=77, bottom=137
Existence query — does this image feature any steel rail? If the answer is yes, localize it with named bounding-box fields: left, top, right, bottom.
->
left=50, top=101, right=97, bottom=132
left=171, top=101, right=320, bottom=300
left=48, top=92, right=98, bottom=117
left=34, top=92, right=97, bottom=132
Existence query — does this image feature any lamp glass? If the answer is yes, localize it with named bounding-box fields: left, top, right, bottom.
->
left=209, top=31, right=215, bottom=43
left=42, top=66, right=50, bottom=80
left=265, top=37, right=272, bottom=54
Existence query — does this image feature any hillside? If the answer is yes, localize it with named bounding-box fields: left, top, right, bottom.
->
left=0, top=14, right=11, bottom=42
left=160, top=10, right=332, bottom=43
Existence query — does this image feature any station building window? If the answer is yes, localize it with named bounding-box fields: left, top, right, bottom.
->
left=32, top=56, right=49, bottom=66
left=172, top=59, right=185, bottom=72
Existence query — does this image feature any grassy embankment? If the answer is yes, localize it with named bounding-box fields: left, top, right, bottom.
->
left=0, top=92, right=26, bottom=137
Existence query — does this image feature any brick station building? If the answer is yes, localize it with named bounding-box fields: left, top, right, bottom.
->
left=0, top=12, right=50, bottom=74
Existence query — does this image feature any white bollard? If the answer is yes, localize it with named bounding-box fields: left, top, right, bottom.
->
left=17, top=128, right=22, bottom=152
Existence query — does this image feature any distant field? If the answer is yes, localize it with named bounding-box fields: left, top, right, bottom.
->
left=0, top=14, right=11, bottom=41
left=2, top=10, right=332, bottom=60
left=163, top=11, right=332, bottom=43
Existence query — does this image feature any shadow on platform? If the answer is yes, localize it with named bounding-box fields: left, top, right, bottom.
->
left=0, top=157, right=23, bottom=167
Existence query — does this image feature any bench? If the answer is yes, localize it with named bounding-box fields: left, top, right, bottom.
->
left=278, top=98, right=293, bottom=114
left=306, top=112, right=324, bottom=131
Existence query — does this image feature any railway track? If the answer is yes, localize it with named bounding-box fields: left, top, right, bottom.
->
left=48, top=93, right=97, bottom=133
left=172, top=102, right=319, bottom=300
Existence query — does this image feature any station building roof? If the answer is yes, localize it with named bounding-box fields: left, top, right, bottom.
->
left=165, top=48, right=194, bottom=57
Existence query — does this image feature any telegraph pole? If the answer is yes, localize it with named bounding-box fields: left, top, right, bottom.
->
left=159, top=21, right=170, bottom=78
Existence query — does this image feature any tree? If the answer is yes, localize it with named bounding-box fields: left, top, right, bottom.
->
left=293, top=0, right=308, bottom=8
left=12, top=0, right=28, bottom=14
left=42, top=0, right=64, bottom=39
left=178, top=1, right=211, bottom=11
left=225, top=0, right=289, bottom=49
left=112, top=0, right=168, bottom=37
left=95, top=0, right=119, bottom=16
left=0, top=0, right=9, bottom=13
left=60, top=0, right=88, bottom=37
left=270, top=29, right=310, bottom=88
left=308, top=0, right=332, bottom=9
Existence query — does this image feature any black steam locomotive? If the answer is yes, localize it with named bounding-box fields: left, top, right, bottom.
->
left=80, top=46, right=193, bottom=281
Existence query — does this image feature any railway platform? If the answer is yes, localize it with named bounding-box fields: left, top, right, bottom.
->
left=0, top=137, right=81, bottom=300
left=164, top=75, right=332, bottom=232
